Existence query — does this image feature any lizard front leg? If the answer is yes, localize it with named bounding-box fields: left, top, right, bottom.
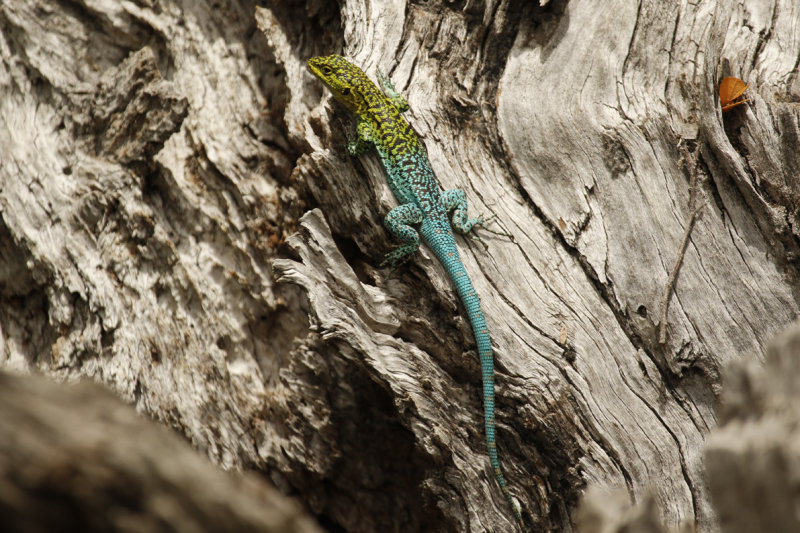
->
left=376, top=68, right=410, bottom=113
left=347, top=120, right=373, bottom=156
left=380, top=203, right=423, bottom=269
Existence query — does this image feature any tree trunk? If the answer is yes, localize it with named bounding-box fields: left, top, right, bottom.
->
left=1, top=0, right=799, bottom=531
left=0, top=371, right=322, bottom=533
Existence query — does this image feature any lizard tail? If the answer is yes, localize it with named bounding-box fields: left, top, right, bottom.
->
left=460, top=274, right=522, bottom=523
left=427, top=230, right=522, bottom=523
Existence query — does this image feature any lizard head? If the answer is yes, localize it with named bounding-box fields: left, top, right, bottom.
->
left=307, top=54, right=365, bottom=112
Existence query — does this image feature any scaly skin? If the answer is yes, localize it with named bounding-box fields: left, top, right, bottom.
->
left=307, top=54, right=521, bottom=524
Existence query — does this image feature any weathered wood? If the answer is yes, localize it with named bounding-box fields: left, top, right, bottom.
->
left=706, top=320, right=800, bottom=533
left=2, top=0, right=799, bottom=531
left=576, top=487, right=671, bottom=533
left=0, top=371, right=322, bottom=533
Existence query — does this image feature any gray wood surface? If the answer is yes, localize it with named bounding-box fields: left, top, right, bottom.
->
left=0, top=372, right=322, bottom=533
left=1, top=1, right=799, bottom=531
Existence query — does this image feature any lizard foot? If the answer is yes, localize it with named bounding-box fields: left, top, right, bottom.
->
left=380, top=245, right=416, bottom=276
left=474, top=213, right=513, bottom=239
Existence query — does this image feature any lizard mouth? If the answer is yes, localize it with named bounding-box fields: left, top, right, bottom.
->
left=306, top=56, right=328, bottom=80
left=306, top=57, right=319, bottom=73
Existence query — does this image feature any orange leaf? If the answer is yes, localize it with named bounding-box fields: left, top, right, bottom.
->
left=719, top=76, right=749, bottom=112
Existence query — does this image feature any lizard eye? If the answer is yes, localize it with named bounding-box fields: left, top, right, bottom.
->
left=341, top=87, right=351, bottom=96
left=321, top=66, right=332, bottom=74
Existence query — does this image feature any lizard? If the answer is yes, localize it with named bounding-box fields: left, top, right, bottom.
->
left=307, top=54, right=522, bottom=525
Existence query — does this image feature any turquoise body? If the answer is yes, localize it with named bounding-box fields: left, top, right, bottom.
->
left=307, top=54, right=520, bottom=523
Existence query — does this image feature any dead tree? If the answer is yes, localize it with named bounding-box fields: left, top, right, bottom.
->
left=1, top=1, right=799, bottom=531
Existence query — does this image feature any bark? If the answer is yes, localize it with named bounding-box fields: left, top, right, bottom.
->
left=705, top=320, right=800, bottom=533
left=1, top=0, right=799, bottom=532
left=0, top=371, right=322, bottom=533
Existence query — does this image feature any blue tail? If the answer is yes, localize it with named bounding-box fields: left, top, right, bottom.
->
left=421, top=219, right=521, bottom=522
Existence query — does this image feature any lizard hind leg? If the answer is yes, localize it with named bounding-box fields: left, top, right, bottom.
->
left=442, top=189, right=511, bottom=244
left=442, top=189, right=489, bottom=246
left=380, top=203, right=424, bottom=271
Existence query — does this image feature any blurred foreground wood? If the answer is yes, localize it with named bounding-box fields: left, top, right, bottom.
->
left=0, top=372, right=321, bottom=533
left=2, top=1, right=800, bottom=531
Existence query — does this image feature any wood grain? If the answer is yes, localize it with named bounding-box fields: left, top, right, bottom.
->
left=2, top=0, right=799, bottom=531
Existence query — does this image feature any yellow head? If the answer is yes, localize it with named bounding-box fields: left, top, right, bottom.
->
left=307, top=54, right=370, bottom=113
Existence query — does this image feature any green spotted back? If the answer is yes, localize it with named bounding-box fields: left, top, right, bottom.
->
left=307, top=54, right=523, bottom=525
